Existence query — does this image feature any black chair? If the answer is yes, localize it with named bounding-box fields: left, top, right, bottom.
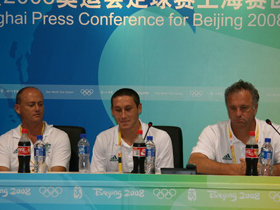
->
left=154, top=126, right=183, bottom=168
left=54, top=126, right=86, bottom=172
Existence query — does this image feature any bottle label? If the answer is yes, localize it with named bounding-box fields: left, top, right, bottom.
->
left=245, top=148, right=258, bottom=158
left=263, top=151, right=273, bottom=159
left=133, top=147, right=146, bottom=157
left=79, top=146, right=89, bottom=154
left=18, top=146, right=31, bottom=156
left=35, top=148, right=46, bottom=156
left=146, top=148, right=155, bottom=157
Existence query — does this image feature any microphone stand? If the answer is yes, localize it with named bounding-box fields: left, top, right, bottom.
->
left=266, top=119, right=280, bottom=136
left=143, top=122, right=153, bottom=140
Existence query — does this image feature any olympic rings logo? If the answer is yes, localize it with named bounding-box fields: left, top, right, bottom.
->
left=269, top=191, right=280, bottom=202
left=39, top=187, right=63, bottom=198
left=190, top=90, right=203, bottom=97
left=80, top=89, right=94, bottom=96
left=153, top=188, right=176, bottom=199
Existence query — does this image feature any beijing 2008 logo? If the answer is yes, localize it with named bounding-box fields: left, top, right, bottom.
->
left=39, top=187, right=63, bottom=198
left=80, top=89, right=94, bottom=96
left=269, top=191, right=280, bottom=203
left=153, top=188, right=176, bottom=199
left=188, top=188, right=197, bottom=201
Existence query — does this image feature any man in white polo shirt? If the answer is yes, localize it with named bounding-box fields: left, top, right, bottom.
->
left=189, top=80, right=280, bottom=175
left=91, top=88, right=174, bottom=173
left=0, top=87, right=71, bottom=172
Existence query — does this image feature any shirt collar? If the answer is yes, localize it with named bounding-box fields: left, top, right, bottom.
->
left=12, top=121, right=52, bottom=139
left=228, top=118, right=260, bottom=143
left=114, top=119, right=147, bottom=146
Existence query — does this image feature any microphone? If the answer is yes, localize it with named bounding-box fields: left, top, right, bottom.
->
left=266, top=119, right=280, bottom=136
left=143, top=122, right=153, bottom=140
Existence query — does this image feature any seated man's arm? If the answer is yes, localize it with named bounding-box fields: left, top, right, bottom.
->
left=91, top=134, right=107, bottom=173
left=0, top=166, right=9, bottom=171
left=271, top=163, right=280, bottom=176
left=0, top=135, right=11, bottom=171
left=155, top=131, right=174, bottom=171
left=50, top=130, right=71, bottom=172
left=51, top=166, right=67, bottom=171
left=189, top=153, right=246, bottom=175
left=271, top=137, right=280, bottom=176
left=189, top=124, right=247, bottom=175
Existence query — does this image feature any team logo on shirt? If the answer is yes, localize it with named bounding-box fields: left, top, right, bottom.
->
left=45, top=143, right=51, bottom=153
left=110, top=155, right=118, bottom=162
left=13, top=148, right=18, bottom=154
left=222, top=154, right=232, bottom=161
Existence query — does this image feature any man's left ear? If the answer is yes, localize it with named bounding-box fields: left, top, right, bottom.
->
left=14, top=104, right=20, bottom=115
left=111, top=107, right=115, bottom=118
left=254, top=103, right=258, bottom=113
left=138, top=103, right=142, bottom=114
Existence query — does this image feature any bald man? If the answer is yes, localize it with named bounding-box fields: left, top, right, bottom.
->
left=0, top=87, right=71, bottom=172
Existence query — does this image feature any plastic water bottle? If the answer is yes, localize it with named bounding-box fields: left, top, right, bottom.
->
left=34, top=135, right=47, bottom=173
left=18, top=128, right=31, bottom=173
left=145, top=136, right=156, bottom=174
left=259, top=138, right=273, bottom=176
left=78, top=134, right=90, bottom=173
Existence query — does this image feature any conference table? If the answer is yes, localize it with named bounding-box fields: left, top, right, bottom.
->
left=0, top=172, right=279, bottom=210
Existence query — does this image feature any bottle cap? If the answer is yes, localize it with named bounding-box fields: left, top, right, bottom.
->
left=249, top=131, right=255, bottom=136
left=22, top=128, right=28, bottom=134
left=80, top=134, right=86, bottom=139
left=37, top=135, right=43, bottom=141
left=265, top=138, right=271, bottom=143
left=137, top=130, right=143, bottom=135
left=147, top=136, right=153, bottom=141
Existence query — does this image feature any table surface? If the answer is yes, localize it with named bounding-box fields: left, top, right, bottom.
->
left=0, top=173, right=280, bottom=210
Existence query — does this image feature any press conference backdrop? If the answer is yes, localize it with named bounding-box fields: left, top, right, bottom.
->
left=0, top=1, right=280, bottom=164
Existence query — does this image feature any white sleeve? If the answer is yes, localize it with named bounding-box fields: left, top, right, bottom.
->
left=155, top=131, right=174, bottom=172
left=191, top=126, right=217, bottom=160
left=0, top=134, right=11, bottom=169
left=49, top=131, right=71, bottom=170
left=90, top=135, right=107, bottom=173
left=273, top=135, right=280, bottom=164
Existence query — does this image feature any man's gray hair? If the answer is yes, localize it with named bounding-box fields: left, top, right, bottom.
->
left=224, top=80, right=259, bottom=105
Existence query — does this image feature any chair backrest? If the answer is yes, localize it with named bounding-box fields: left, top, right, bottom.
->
left=54, top=125, right=86, bottom=172
left=154, top=126, right=183, bottom=168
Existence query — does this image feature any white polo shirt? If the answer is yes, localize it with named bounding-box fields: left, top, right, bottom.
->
left=191, top=118, right=280, bottom=164
left=0, top=122, right=71, bottom=171
left=91, top=120, right=174, bottom=173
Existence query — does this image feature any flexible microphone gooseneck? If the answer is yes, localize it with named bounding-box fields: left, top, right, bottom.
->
left=266, top=119, right=280, bottom=136
left=143, top=122, right=153, bottom=140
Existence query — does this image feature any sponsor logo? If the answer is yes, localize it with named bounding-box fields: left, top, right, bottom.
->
left=245, top=148, right=258, bottom=158
left=110, top=155, right=118, bottom=162
left=39, top=187, right=63, bottom=198
left=153, top=188, right=176, bottom=199
left=133, top=147, right=146, bottom=157
left=222, top=154, right=232, bottom=161
left=269, top=191, right=280, bottom=203
left=80, top=89, right=94, bottom=96
left=18, top=146, right=30, bottom=156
